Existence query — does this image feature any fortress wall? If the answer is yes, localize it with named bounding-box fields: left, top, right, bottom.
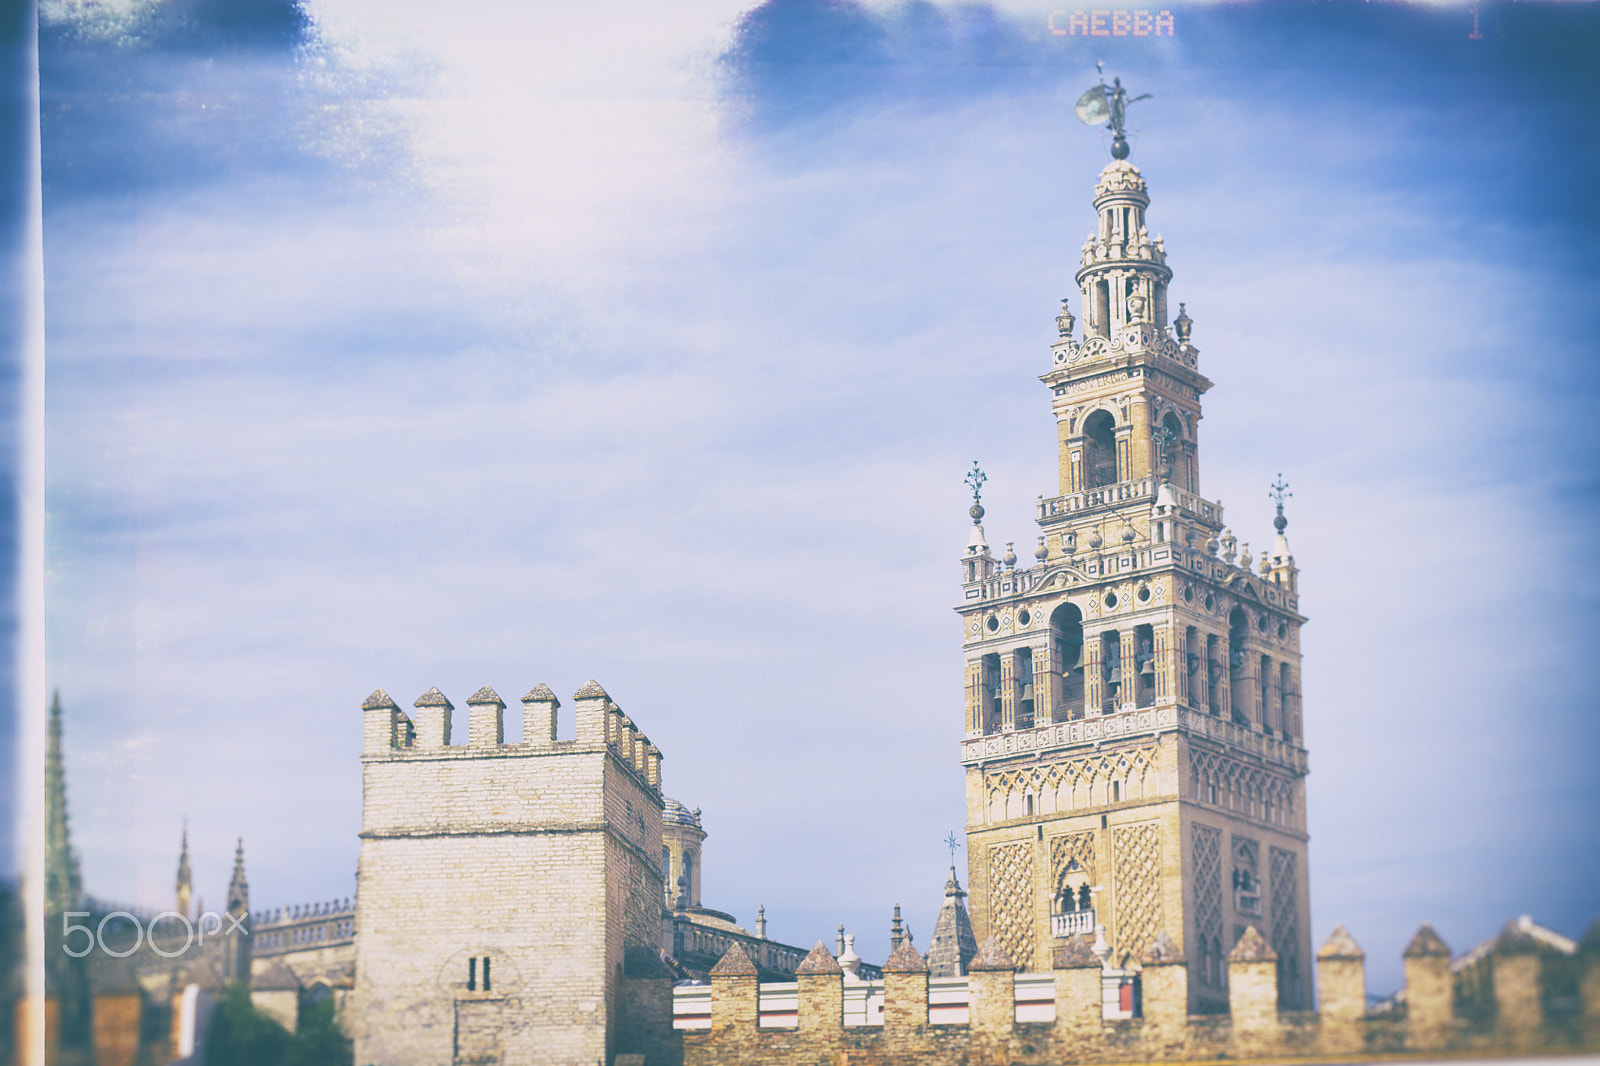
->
left=670, top=923, right=1600, bottom=1066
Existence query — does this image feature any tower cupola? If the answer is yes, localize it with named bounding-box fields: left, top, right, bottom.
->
left=1076, top=159, right=1171, bottom=339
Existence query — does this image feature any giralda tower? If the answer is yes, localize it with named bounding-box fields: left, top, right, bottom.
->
left=956, top=88, right=1312, bottom=1012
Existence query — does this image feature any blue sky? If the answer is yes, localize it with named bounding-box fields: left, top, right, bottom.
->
left=11, top=0, right=1600, bottom=995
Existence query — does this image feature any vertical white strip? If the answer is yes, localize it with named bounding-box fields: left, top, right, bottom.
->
left=18, top=2, right=46, bottom=1064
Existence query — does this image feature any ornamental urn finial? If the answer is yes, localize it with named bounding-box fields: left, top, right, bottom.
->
left=1174, top=302, right=1192, bottom=344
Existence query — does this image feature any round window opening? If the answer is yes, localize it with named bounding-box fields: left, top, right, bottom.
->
left=1257, top=614, right=1268, bottom=632
left=1137, top=586, right=1151, bottom=603
left=1278, top=622, right=1288, bottom=640
left=1184, top=586, right=1195, bottom=603
left=1017, top=609, right=1032, bottom=627
left=1103, top=591, right=1119, bottom=609
left=986, top=616, right=1000, bottom=632
left=1204, top=593, right=1215, bottom=610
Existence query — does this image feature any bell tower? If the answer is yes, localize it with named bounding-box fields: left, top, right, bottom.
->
left=956, top=88, right=1312, bottom=1014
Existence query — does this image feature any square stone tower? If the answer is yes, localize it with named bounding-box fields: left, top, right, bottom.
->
left=958, top=152, right=1312, bottom=1012
left=351, top=680, right=665, bottom=1065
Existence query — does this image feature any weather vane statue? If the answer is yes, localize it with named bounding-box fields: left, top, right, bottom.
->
left=1075, top=62, right=1151, bottom=160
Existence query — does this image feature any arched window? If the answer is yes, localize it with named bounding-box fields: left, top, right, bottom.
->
left=1083, top=411, right=1118, bottom=488
left=1161, top=411, right=1189, bottom=490
left=1050, top=603, right=1084, bottom=720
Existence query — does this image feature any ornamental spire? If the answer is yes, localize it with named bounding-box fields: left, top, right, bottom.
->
left=176, top=823, right=193, bottom=918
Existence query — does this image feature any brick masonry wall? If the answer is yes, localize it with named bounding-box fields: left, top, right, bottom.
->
left=352, top=697, right=665, bottom=1066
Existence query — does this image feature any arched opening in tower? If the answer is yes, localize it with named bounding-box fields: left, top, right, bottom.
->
left=1049, top=603, right=1084, bottom=720
left=1228, top=607, right=1251, bottom=727
left=1082, top=410, right=1117, bottom=488
left=1161, top=411, right=1189, bottom=491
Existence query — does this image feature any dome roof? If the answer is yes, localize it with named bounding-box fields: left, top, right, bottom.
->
left=1094, top=159, right=1148, bottom=201
left=663, top=797, right=702, bottom=829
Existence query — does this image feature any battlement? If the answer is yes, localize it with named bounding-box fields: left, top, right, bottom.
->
left=353, top=679, right=669, bottom=1066
left=652, top=921, right=1600, bottom=1066
left=360, top=680, right=663, bottom=794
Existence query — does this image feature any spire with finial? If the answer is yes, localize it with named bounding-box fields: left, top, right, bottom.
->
left=176, top=822, right=193, bottom=918
left=45, top=690, right=83, bottom=916
left=227, top=837, right=249, bottom=918
left=1268, top=474, right=1297, bottom=584
left=965, top=461, right=987, bottom=526
left=926, top=864, right=979, bottom=977
left=890, top=903, right=905, bottom=952
left=756, top=904, right=767, bottom=940
left=1270, top=474, right=1292, bottom=534
left=962, top=463, right=993, bottom=575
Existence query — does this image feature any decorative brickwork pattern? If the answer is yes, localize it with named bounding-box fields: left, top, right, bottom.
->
left=1270, top=846, right=1302, bottom=1008
left=1050, top=831, right=1098, bottom=887
left=986, top=842, right=1035, bottom=970
left=1190, top=748, right=1296, bottom=827
left=984, top=744, right=1158, bottom=821
left=1112, top=822, right=1162, bottom=962
left=1192, top=824, right=1223, bottom=986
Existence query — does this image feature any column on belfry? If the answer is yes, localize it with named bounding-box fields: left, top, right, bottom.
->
left=521, top=684, right=559, bottom=747
left=883, top=940, right=929, bottom=1031
left=966, top=659, right=984, bottom=735
left=1053, top=935, right=1102, bottom=1036
left=466, top=687, right=504, bottom=747
left=1084, top=637, right=1104, bottom=713
left=795, top=942, right=843, bottom=1031
left=1154, top=623, right=1173, bottom=705
left=1129, top=397, right=1153, bottom=481
left=1315, top=925, right=1365, bottom=1055
left=968, top=937, right=1016, bottom=1038
left=999, top=653, right=1017, bottom=731
left=1118, top=631, right=1135, bottom=712
left=1214, top=643, right=1230, bottom=720
left=411, top=687, right=452, bottom=748
left=1176, top=626, right=1192, bottom=706
left=1402, top=923, right=1453, bottom=1050
left=1262, top=659, right=1281, bottom=733
left=709, top=943, right=759, bottom=1032
left=573, top=680, right=610, bottom=743
left=1034, top=644, right=1054, bottom=725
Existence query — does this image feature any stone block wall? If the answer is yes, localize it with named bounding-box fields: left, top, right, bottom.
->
left=351, top=683, right=665, bottom=1066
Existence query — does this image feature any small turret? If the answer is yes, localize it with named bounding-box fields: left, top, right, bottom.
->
left=925, top=867, right=979, bottom=977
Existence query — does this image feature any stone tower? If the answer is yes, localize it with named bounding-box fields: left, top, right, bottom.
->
left=957, top=151, right=1312, bottom=1012
left=351, top=680, right=666, bottom=1066
left=661, top=798, right=706, bottom=910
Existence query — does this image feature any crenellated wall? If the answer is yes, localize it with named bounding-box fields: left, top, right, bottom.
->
left=351, top=679, right=667, bottom=1066
left=653, top=922, right=1600, bottom=1066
